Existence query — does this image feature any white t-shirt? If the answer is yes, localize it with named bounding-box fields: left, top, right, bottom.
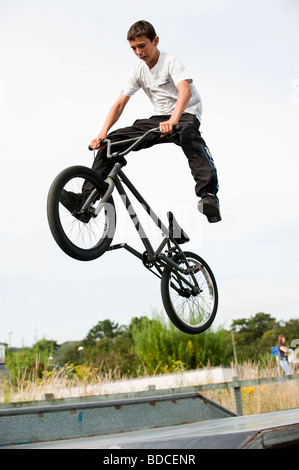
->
left=122, top=51, right=202, bottom=121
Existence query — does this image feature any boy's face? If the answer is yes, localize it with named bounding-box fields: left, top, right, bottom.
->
left=129, top=35, right=159, bottom=68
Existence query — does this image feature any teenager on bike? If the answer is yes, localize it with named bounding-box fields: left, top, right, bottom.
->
left=62, top=20, right=221, bottom=223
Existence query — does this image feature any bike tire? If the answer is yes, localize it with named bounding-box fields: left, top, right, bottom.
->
left=47, top=165, right=116, bottom=261
left=161, top=251, right=218, bottom=334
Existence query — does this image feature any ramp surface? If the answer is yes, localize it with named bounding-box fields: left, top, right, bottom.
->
left=2, top=407, right=299, bottom=449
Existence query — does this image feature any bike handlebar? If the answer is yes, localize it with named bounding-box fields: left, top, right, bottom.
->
left=88, top=125, right=182, bottom=157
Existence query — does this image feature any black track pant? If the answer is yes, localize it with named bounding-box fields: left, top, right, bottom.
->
left=84, top=113, right=219, bottom=197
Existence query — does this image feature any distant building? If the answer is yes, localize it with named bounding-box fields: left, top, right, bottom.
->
left=0, top=342, right=11, bottom=378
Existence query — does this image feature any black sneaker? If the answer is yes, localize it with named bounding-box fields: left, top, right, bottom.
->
left=60, top=190, right=92, bottom=223
left=198, top=193, right=221, bottom=223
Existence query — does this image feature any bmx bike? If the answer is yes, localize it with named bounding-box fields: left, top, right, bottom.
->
left=47, top=127, right=218, bottom=334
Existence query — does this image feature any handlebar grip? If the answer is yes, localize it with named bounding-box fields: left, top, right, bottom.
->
left=88, top=139, right=107, bottom=151
left=156, top=124, right=182, bottom=134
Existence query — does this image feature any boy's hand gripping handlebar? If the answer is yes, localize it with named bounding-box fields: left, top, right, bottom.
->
left=88, top=125, right=182, bottom=158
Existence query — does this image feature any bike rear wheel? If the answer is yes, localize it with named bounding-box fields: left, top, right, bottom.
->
left=161, top=251, right=218, bottom=334
left=47, top=165, right=116, bottom=261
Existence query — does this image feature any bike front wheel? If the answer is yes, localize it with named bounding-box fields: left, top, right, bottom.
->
left=161, top=251, right=218, bottom=334
left=47, top=165, right=116, bottom=261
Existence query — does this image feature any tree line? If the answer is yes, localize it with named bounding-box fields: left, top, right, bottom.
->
left=6, top=312, right=299, bottom=379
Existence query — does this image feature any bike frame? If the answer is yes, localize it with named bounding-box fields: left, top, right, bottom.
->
left=86, top=129, right=201, bottom=285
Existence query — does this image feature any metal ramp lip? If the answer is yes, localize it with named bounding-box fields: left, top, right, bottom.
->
left=0, top=391, right=235, bottom=418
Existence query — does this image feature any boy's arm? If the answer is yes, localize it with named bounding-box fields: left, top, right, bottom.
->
left=90, top=94, right=130, bottom=149
left=159, top=80, right=192, bottom=135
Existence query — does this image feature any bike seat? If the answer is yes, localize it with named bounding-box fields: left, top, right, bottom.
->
left=167, top=211, right=190, bottom=245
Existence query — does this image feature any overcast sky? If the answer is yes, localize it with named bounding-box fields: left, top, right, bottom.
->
left=1, top=0, right=299, bottom=348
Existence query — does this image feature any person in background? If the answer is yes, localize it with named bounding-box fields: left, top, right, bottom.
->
left=277, top=334, right=291, bottom=375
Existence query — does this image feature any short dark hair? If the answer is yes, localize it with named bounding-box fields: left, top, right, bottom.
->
left=127, top=20, right=157, bottom=42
